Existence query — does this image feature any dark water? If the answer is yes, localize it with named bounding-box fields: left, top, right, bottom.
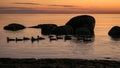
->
left=0, top=14, right=120, bottom=60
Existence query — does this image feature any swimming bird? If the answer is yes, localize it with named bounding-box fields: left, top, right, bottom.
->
left=37, top=36, right=45, bottom=40
left=31, top=36, right=37, bottom=42
left=48, top=35, right=54, bottom=38
left=77, top=36, right=84, bottom=40
left=23, top=37, right=30, bottom=41
left=56, top=35, right=63, bottom=40
left=7, top=37, right=15, bottom=43
left=48, top=35, right=57, bottom=42
left=64, top=35, right=72, bottom=41
left=83, top=37, right=92, bottom=42
left=16, top=37, right=23, bottom=42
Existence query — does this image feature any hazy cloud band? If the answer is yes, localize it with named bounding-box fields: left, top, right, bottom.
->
left=48, top=5, right=76, bottom=7
left=0, top=7, right=120, bottom=14
left=13, top=2, right=41, bottom=5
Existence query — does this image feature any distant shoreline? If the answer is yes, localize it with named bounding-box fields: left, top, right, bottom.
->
left=0, top=58, right=120, bottom=68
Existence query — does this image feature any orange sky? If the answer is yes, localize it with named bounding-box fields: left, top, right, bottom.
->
left=0, top=0, right=120, bottom=14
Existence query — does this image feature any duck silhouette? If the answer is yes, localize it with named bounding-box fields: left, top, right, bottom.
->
left=23, top=37, right=30, bottom=41
left=16, top=37, right=23, bottom=41
left=56, top=35, right=63, bottom=40
left=7, top=37, right=15, bottom=43
left=31, top=36, right=38, bottom=43
left=64, top=35, right=72, bottom=41
left=48, top=35, right=57, bottom=42
left=37, top=36, right=45, bottom=40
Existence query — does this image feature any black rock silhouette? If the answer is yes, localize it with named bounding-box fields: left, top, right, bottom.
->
left=65, top=15, right=95, bottom=35
left=52, top=25, right=73, bottom=35
left=108, top=26, right=120, bottom=38
left=4, top=23, right=26, bottom=31
left=37, top=24, right=58, bottom=35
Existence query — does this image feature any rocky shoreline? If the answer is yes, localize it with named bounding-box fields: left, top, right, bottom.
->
left=0, top=58, right=120, bottom=68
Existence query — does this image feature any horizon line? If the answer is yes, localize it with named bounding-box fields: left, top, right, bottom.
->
left=0, top=13, right=120, bottom=14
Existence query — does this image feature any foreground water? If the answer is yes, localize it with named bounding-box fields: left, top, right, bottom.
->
left=0, top=14, right=120, bottom=60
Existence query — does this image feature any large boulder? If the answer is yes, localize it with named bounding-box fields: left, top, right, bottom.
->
left=108, top=26, right=120, bottom=38
left=4, top=23, right=26, bottom=31
left=52, top=25, right=73, bottom=35
left=65, top=15, right=95, bottom=34
left=38, top=24, right=58, bottom=35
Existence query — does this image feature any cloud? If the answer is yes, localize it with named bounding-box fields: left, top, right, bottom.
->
left=0, top=7, right=80, bottom=14
left=0, top=7, right=54, bottom=14
left=0, top=7, right=95, bottom=14
left=0, top=7, right=119, bottom=14
left=13, top=2, right=75, bottom=7
left=48, top=4, right=76, bottom=7
left=0, top=7, right=31, bottom=10
left=13, top=2, right=41, bottom=5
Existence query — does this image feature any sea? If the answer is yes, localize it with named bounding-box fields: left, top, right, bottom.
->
left=0, top=14, right=120, bottom=60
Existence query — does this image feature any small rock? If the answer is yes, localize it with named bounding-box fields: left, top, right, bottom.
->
left=4, top=23, right=26, bottom=31
left=108, top=26, right=120, bottom=38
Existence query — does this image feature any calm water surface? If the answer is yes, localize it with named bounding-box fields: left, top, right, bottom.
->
left=0, top=14, right=120, bottom=60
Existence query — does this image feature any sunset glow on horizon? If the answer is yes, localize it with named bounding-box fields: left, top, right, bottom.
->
left=0, top=0, right=120, bottom=14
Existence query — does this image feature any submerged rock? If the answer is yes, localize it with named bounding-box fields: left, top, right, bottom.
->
left=29, top=24, right=57, bottom=28
left=108, top=26, right=120, bottom=38
left=4, top=23, right=26, bottom=31
left=65, top=15, right=95, bottom=34
left=29, top=25, right=40, bottom=28
left=38, top=24, right=58, bottom=35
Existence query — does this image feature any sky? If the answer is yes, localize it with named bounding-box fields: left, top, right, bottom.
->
left=0, top=0, right=120, bottom=14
